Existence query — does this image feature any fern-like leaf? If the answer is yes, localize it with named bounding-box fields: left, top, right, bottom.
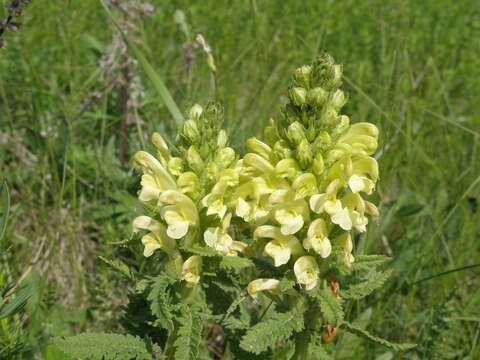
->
left=147, top=274, right=176, bottom=331
left=342, top=269, right=393, bottom=300
left=341, top=321, right=416, bottom=351
left=308, top=341, right=333, bottom=360
left=217, top=256, right=255, bottom=270
left=173, top=305, right=204, bottom=360
left=240, top=311, right=304, bottom=354
left=99, top=256, right=135, bottom=282
left=309, top=288, right=344, bottom=326
left=54, top=333, right=159, bottom=360
left=351, top=255, right=392, bottom=271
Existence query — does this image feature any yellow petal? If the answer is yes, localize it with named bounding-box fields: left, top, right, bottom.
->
left=265, top=240, right=291, bottom=266
left=204, top=227, right=233, bottom=254
left=294, top=256, right=319, bottom=290
left=331, top=208, right=352, bottom=231
left=141, top=233, right=163, bottom=257
left=167, top=220, right=189, bottom=239
left=159, top=190, right=199, bottom=226
left=244, top=153, right=275, bottom=174
left=310, top=193, right=328, bottom=214
left=134, top=151, right=176, bottom=190
left=182, top=255, right=202, bottom=286
left=247, top=278, right=281, bottom=297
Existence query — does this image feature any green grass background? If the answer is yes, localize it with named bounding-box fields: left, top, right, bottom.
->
left=0, top=0, right=479, bottom=358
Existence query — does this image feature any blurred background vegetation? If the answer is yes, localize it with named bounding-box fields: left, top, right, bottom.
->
left=0, top=0, right=479, bottom=358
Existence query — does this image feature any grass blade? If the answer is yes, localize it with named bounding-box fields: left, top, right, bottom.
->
left=0, top=180, right=11, bottom=242
left=100, top=0, right=184, bottom=126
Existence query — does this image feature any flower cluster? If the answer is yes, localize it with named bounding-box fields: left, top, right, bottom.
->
left=133, top=54, right=380, bottom=296
left=237, top=54, right=380, bottom=294
left=133, top=103, right=250, bottom=287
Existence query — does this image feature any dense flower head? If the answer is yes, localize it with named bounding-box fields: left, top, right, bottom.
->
left=132, top=103, right=250, bottom=287
left=133, top=55, right=380, bottom=295
left=240, top=54, right=380, bottom=294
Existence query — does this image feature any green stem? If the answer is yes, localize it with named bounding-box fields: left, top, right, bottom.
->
left=292, top=330, right=310, bottom=360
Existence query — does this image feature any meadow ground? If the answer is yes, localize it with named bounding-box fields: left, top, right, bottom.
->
left=0, top=0, right=479, bottom=358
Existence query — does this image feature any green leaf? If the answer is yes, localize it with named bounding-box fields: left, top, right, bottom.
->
left=53, top=333, right=158, bottom=360
left=309, top=288, right=344, bottom=326
left=173, top=305, right=204, bottom=360
left=342, top=269, right=393, bottom=300
left=221, top=293, right=246, bottom=325
left=100, top=1, right=184, bottom=126
left=351, top=255, right=392, bottom=271
left=98, top=256, right=135, bottom=282
left=0, top=283, right=33, bottom=320
left=240, top=311, right=304, bottom=354
left=147, top=274, right=176, bottom=331
left=0, top=180, right=11, bottom=242
left=307, top=341, right=333, bottom=360
left=181, top=244, right=218, bottom=257
left=218, top=256, right=255, bottom=270
left=279, top=270, right=296, bottom=292
left=341, top=321, right=416, bottom=351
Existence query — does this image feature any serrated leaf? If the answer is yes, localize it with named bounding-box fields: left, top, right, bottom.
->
left=218, top=256, right=254, bottom=270
left=147, top=274, right=176, bottom=331
left=341, top=321, right=416, bottom=351
left=98, top=256, right=135, bottom=282
left=240, top=312, right=304, bottom=354
left=351, top=255, right=392, bottom=271
left=342, top=269, right=393, bottom=300
left=173, top=304, right=204, bottom=360
left=181, top=244, right=218, bottom=257
left=221, top=293, right=246, bottom=324
left=279, top=270, right=296, bottom=292
left=309, top=288, right=344, bottom=326
left=308, top=341, right=333, bottom=360
left=54, top=333, right=157, bottom=360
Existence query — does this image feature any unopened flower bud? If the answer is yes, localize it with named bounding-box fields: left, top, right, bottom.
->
left=307, top=87, right=328, bottom=106
left=321, top=106, right=338, bottom=125
left=288, top=87, right=307, bottom=107
left=293, top=65, right=312, bottom=88
left=217, top=130, right=228, bottom=148
left=152, top=133, right=170, bottom=160
left=216, top=147, right=235, bottom=168
left=188, top=104, right=203, bottom=119
left=297, top=139, right=313, bottom=168
left=312, top=153, right=324, bottom=175
left=264, top=123, right=278, bottom=146
left=246, top=137, right=273, bottom=161
left=330, top=89, right=346, bottom=110
left=187, top=145, right=204, bottom=173
left=183, top=120, right=200, bottom=143
left=273, top=140, right=292, bottom=159
left=168, top=157, right=183, bottom=176
left=287, top=122, right=306, bottom=145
